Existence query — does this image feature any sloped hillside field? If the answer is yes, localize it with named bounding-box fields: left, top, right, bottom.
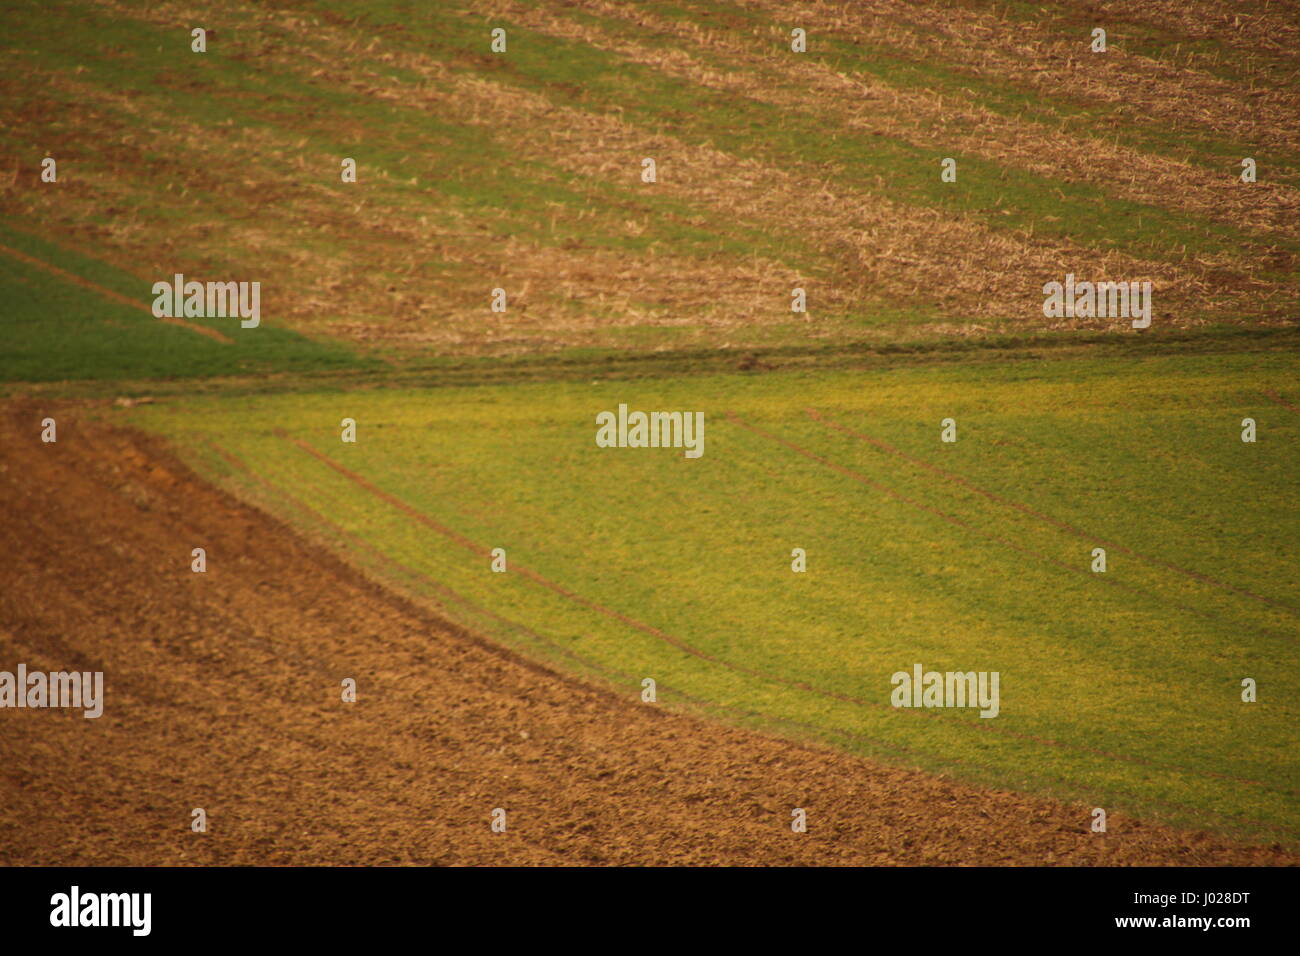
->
left=115, top=350, right=1300, bottom=847
left=1, top=0, right=1297, bottom=877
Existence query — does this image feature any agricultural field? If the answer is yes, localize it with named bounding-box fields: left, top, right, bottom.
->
left=1, top=0, right=1297, bottom=875
left=120, top=349, right=1300, bottom=846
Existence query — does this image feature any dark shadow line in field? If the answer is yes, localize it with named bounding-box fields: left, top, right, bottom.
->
left=806, top=408, right=1300, bottom=616
left=0, top=241, right=234, bottom=345
left=277, top=428, right=1292, bottom=797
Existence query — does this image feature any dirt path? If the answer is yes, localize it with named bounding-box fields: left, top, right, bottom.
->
left=0, top=402, right=1293, bottom=865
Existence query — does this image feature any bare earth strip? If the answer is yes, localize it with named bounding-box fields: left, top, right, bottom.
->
left=0, top=404, right=1295, bottom=865
left=15, top=0, right=1282, bottom=351
left=2, top=56, right=820, bottom=352
left=732, top=0, right=1300, bottom=160
left=475, top=0, right=1300, bottom=244
left=253, top=4, right=1256, bottom=327
left=1019, top=0, right=1300, bottom=75
left=229, top=0, right=1288, bottom=327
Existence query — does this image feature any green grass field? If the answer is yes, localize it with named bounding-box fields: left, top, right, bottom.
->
left=0, top=225, right=373, bottom=383
left=120, top=349, right=1300, bottom=844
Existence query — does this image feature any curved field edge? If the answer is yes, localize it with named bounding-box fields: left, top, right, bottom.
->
left=113, top=349, right=1300, bottom=847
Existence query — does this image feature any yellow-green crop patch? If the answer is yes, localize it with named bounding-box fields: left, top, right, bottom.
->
left=124, top=350, right=1299, bottom=844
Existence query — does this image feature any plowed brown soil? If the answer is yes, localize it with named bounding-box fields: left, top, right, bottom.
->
left=0, top=402, right=1294, bottom=866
